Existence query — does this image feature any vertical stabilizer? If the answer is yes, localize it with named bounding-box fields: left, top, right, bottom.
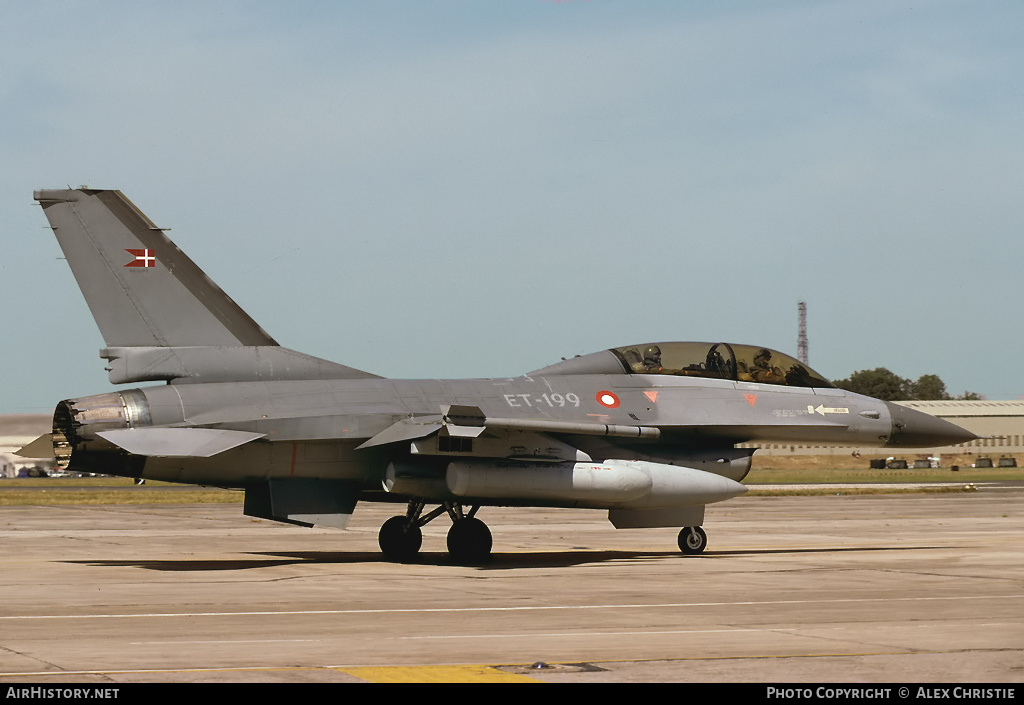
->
left=35, top=189, right=277, bottom=348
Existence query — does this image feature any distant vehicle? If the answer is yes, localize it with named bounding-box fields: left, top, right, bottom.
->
left=20, top=188, right=978, bottom=562
left=16, top=467, right=49, bottom=478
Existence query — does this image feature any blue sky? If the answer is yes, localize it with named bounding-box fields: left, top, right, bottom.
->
left=2, top=0, right=1022, bottom=414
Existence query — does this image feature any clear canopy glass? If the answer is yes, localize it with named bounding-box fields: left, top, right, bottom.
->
left=609, top=342, right=833, bottom=389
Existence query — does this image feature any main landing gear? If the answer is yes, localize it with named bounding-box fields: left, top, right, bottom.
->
left=379, top=500, right=493, bottom=564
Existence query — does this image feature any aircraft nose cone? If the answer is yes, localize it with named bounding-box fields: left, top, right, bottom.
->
left=884, top=402, right=979, bottom=447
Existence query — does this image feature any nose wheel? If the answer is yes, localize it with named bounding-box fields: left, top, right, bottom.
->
left=378, top=500, right=493, bottom=564
left=678, top=526, right=708, bottom=555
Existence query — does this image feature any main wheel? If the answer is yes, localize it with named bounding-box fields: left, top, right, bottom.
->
left=447, top=517, right=492, bottom=564
left=379, top=515, right=422, bottom=562
left=678, top=526, right=708, bottom=555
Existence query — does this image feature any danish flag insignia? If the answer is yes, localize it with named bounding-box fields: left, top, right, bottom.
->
left=125, top=249, right=156, bottom=268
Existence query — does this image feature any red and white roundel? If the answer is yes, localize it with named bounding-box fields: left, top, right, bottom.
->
left=596, top=391, right=620, bottom=408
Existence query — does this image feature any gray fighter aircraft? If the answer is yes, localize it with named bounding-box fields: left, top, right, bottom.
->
left=23, top=188, right=977, bottom=563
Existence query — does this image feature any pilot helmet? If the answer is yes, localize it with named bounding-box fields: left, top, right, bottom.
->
left=643, top=345, right=662, bottom=363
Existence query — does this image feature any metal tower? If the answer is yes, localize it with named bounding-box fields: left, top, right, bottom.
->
left=797, top=301, right=808, bottom=365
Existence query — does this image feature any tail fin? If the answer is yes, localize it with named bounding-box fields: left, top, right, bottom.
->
left=35, top=188, right=277, bottom=347
left=36, top=188, right=381, bottom=384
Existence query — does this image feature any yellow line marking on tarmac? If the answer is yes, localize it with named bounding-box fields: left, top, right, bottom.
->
left=339, top=665, right=541, bottom=683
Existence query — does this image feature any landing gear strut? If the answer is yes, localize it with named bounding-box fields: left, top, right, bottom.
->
left=677, top=525, right=708, bottom=555
left=378, top=500, right=492, bottom=564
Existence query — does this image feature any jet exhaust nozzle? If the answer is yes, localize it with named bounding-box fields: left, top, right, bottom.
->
left=51, top=390, right=151, bottom=476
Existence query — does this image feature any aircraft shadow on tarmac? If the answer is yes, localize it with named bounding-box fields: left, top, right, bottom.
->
left=64, top=545, right=950, bottom=572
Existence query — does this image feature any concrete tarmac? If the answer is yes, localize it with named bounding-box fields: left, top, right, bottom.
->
left=0, top=490, right=1021, bottom=683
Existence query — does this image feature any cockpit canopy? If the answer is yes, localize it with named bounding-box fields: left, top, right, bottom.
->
left=532, top=342, right=834, bottom=389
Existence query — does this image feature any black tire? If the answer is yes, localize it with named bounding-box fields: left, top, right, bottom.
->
left=379, top=515, right=422, bottom=562
left=447, top=517, right=492, bottom=564
left=678, top=526, right=708, bottom=555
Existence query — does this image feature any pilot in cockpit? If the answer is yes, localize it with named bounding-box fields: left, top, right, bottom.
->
left=749, top=348, right=784, bottom=383
left=641, top=345, right=663, bottom=373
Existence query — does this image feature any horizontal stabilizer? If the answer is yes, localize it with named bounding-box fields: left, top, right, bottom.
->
left=16, top=434, right=54, bottom=459
left=97, top=428, right=266, bottom=457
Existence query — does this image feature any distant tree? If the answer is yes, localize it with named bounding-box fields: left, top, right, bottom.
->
left=833, top=369, right=977, bottom=401
left=832, top=368, right=910, bottom=401
left=955, top=391, right=983, bottom=400
left=909, top=374, right=950, bottom=401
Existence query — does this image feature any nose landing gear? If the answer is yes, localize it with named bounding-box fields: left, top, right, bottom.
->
left=678, top=525, right=708, bottom=555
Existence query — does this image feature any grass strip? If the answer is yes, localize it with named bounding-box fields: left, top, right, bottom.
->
left=0, top=480, right=241, bottom=506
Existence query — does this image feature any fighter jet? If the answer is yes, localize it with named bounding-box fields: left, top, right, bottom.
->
left=22, top=189, right=978, bottom=563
